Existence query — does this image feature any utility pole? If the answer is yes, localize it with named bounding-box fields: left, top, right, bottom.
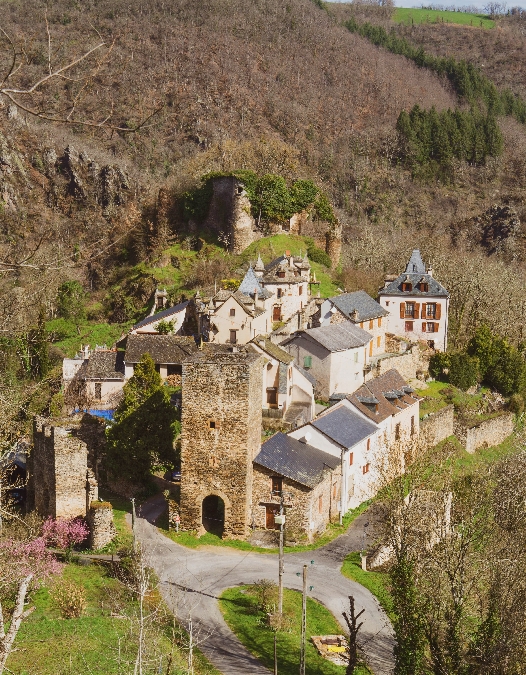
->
left=300, top=564, right=308, bottom=675
left=278, top=491, right=285, bottom=615
left=131, top=497, right=137, bottom=552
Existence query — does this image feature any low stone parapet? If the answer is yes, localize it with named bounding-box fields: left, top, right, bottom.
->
left=464, top=413, right=514, bottom=454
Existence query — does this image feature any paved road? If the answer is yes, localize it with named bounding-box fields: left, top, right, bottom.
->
left=134, top=497, right=394, bottom=675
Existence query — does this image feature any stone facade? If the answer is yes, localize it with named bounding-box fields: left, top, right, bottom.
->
left=370, top=344, right=432, bottom=382
left=29, top=417, right=98, bottom=519
left=419, top=405, right=455, bottom=450
left=251, top=463, right=340, bottom=543
left=463, top=413, right=514, bottom=454
left=87, top=502, right=116, bottom=549
left=179, top=349, right=265, bottom=538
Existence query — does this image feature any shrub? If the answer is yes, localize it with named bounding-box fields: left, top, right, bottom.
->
left=156, top=319, right=174, bottom=334
left=429, top=352, right=451, bottom=379
left=51, top=579, right=86, bottom=619
left=307, top=245, right=332, bottom=268
left=448, top=353, right=479, bottom=391
left=251, top=579, right=278, bottom=613
left=508, top=393, right=524, bottom=415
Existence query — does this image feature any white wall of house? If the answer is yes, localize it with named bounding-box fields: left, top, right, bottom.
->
left=87, top=379, right=125, bottom=403
left=283, top=336, right=370, bottom=399
left=208, top=296, right=269, bottom=345
left=379, top=296, right=449, bottom=352
left=319, top=301, right=388, bottom=357
left=63, top=358, right=85, bottom=382
left=263, top=280, right=309, bottom=323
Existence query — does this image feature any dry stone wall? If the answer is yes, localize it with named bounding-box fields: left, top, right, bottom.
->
left=180, top=350, right=264, bottom=538
left=464, top=413, right=514, bottom=454
left=419, top=405, right=455, bottom=450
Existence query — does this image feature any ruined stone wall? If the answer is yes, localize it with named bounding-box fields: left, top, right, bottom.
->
left=180, top=351, right=264, bottom=538
left=87, top=502, right=115, bottom=549
left=203, top=177, right=259, bottom=254
left=374, top=345, right=431, bottom=382
left=251, top=463, right=340, bottom=543
left=464, top=413, right=514, bottom=454
left=30, top=416, right=96, bottom=519
left=419, top=405, right=455, bottom=451
left=325, top=222, right=342, bottom=267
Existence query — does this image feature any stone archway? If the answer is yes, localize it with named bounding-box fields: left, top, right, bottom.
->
left=202, top=494, right=225, bottom=537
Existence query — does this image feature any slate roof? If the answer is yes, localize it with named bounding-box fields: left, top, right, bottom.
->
left=81, top=351, right=125, bottom=380
left=132, top=301, right=188, bottom=330
left=250, top=336, right=294, bottom=364
left=379, top=249, right=448, bottom=298
left=405, top=249, right=426, bottom=274
left=285, top=322, right=372, bottom=352
left=379, top=273, right=449, bottom=298
left=311, top=405, right=378, bottom=448
left=238, top=266, right=272, bottom=300
left=329, top=291, right=388, bottom=323
left=296, top=365, right=316, bottom=387
left=261, top=254, right=310, bottom=284
left=254, top=432, right=339, bottom=488
left=125, top=334, right=197, bottom=364
left=347, top=369, right=420, bottom=423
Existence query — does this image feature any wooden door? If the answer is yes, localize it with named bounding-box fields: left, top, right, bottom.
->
left=273, top=305, right=281, bottom=321
left=266, top=505, right=279, bottom=529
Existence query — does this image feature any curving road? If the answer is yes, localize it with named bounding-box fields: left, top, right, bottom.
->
left=134, top=496, right=394, bottom=675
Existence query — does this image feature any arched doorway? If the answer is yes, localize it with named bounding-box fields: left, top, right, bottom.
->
left=202, top=495, right=225, bottom=537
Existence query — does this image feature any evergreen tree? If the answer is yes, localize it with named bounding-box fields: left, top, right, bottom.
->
left=106, top=353, right=179, bottom=482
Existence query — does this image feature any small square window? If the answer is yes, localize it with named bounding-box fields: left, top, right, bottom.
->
left=230, top=308, right=235, bottom=317
left=303, top=355, right=312, bottom=368
left=362, top=463, right=370, bottom=475
left=405, top=321, right=414, bottom=332
left=208, top=419, right=220, bottom=430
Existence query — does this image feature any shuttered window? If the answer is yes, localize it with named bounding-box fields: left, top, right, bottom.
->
left=303, top=355, right=312, bottom=368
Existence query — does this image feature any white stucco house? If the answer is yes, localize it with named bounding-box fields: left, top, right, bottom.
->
left=289, top=400, right=381, bottom=511
left=280, top=322, right=373, bottom=400
left=378, top=250, right=449, bottom=351
left=319, top=290, right=389, bottom=357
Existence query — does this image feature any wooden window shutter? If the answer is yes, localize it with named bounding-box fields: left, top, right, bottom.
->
left=400, top=303, right=405, bottom=319
left=421, top=303, right=427, bottom=319
left=436, top=304, right=442, bottom=319
left=422, top=322, right=426, bottom=332
left=414, top=302, right=420, bottom=317
left=434, top=322, right=439, bottom=332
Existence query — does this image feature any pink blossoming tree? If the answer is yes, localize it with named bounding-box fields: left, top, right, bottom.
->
left=0, top=537, right=63, bottom=673
left=42, top=516, right=89, bottom=559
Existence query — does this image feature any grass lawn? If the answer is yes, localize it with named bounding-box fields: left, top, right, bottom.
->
left=341, top=553, right=394, bottom=622
left=220, top=585, right=371, bottom=675
left=8, top=561, right=220, bottom=675
left=159, top=501, right=371, bottom=554
left=415, top=380, right=493, bottom=421
left=394, top=7, right=494, bottom=28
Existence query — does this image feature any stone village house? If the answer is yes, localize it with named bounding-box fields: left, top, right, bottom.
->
left=318, top=290, right=389, bottom=357
left=378, top=249, right=450, bottom=352
left=280, top=322, right=373, bottom=400
left=178, top=347, right=419, bottom=542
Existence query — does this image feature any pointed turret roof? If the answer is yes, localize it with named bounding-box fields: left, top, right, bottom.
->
left=255, top=253, right=265, bottom=272
left=238, top=265, right=272, bottom=299
left=405, top=250, right=426, bottom=274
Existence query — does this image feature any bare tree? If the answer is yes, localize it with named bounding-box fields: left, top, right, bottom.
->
left=342, top=595, right=365, bottom=675
left=0, top=17, right=161, bottom=132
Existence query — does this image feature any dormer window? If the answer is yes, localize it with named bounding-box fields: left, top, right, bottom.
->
left=402, top=282, right=412, bottom=292
left=277, top=271, right=285, bottom=279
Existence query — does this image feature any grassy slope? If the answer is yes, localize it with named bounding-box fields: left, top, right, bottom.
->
left=394, top=7, right=494, bottom=28
left=341, top=553, right=394, bottom=622
left=220, top=585, right=371, bottom=675
left=9, top=561, right=220, bottom=675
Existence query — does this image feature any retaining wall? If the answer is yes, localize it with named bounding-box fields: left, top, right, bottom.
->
left=464, top=413, right=514, bottom=454
left=419, top=405, right=455, bottom=450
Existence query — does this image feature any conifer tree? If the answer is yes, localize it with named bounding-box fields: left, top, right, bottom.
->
left=106, top=353, right=179, bottom=482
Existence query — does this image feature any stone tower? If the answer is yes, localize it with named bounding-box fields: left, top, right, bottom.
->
left=180, top=349, right=264, bottom=538
left=28, top=417, right=98, bottom=519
